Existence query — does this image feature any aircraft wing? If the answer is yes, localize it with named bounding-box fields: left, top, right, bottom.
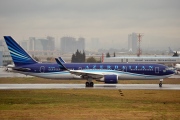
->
left=69, top=70, right=104, bottom=79
left=55, top=58, right=104, bottom=79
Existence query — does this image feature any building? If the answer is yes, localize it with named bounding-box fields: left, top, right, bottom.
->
left=28, top=37, right=36, bottom=51
left=19, top=36, right=57, bottom=61
left=104, top=56, right=180, bottom=65
left=40, top=36, right=55, bottom=51
left=0, top=39, right=12, bottom=66
left=25, top=36, right=55, bottom=51
left=34, top=39, right=43, bottom=51
left=60, top=37, right=76, bottom=54
left=77, top=37, right=85, bottom=52
left=0, top=51, right=2, bottom=66
left=46, top=36, right=55, bottom=51
left=128, top=33, right=137, bottom=53
left=60, top=36, right=85, bottom=54
left=19, top=40, right=28, bottom=51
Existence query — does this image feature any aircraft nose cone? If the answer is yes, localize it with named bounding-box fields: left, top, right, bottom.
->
left=170, top=70, right=175, bottom=74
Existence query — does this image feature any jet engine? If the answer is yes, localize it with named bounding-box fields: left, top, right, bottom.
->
left=97, top=75, right=118, bottom=84
left=4, top=64, right=14, bottom=72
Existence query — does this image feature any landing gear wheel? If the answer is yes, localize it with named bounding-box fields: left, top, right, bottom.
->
left=159, top=83, right=162, bottom=87
left=90, top=82, right=94, bottom=87
left=85, top=77, right=94, bottom=87
left=85, top=82, right=94, bottom=87
left=86, top=82, right=90, bottom=87
left=159, top=79, right=163, bottom=88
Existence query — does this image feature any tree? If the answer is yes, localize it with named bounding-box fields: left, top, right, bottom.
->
left=34, top=57, right=39, bottom=61
left=86, top=57, right=97, bottom=63
left=83, top=50, right=86, bottom=62
left=32, top=55, right=39, bottom=61
left=47, top=57, right=53, bottom=61
left=71, top=49, right=86, bottom=63
left=71, top=54, right=75, bottom=62
left=75, top=49, right=80, bottom=62
left=113, top=52, right=116, bottom=57
left=106, top=52, right=110, bottom=57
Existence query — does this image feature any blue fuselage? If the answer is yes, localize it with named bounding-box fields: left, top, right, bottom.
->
left=13, top=62, right=174, bottom=80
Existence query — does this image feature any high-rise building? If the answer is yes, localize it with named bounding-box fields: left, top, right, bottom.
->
left=29, top=37, right=36, bottom=51
left=0, top=51, right=2, bottom=66
left=18, top=37, right=56, bottom=60
left=77, top=37, right=85, bottom=52
left=60, top=37, right=76, bottom=54
left=60, top=37, right=85, bottom=54
left=19, top=40, right=28, bottom=51
left=46, top=36, right=55, bottom=51
left=27, top=36, right=55, bottom=51
left=0, top=39, right=12, bottom=65
left=34, top=39, right=43, bottom=51
left=128, top=33, right=137, bottom=53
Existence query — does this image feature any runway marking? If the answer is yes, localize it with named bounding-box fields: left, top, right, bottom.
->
left=118, top=89, right=124, bottom=96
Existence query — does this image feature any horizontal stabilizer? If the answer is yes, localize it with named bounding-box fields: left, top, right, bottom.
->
left=13, top=67, right=31, bottom=71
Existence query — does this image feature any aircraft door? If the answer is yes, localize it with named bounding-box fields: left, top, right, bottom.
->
left=122, top=66, right=127, bottom=72
left=40, top=66, right=45, bottom=73
left=155, top=67, right=159, bottom=74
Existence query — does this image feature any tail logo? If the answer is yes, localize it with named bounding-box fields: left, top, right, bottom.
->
left=4, top=36, right=37, bottom=66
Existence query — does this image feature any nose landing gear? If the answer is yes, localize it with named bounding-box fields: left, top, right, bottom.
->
left=159, top=79, right=163, bottom=87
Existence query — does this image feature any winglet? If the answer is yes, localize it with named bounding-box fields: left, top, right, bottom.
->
left=55, top=58, right=68, bottom=70
left=59, top=57, right=66, bottom=63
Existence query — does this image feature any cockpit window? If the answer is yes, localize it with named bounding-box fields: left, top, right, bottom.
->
left=165, top=67, right=174, bottom=71
left=163, top=67, right=171, bottom=72
left=163, top=70, right=166, bottom=72
left=165, top=67, right=171, bottom=70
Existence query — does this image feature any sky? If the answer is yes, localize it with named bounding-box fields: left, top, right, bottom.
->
left=0, top=0, right=180, bottom=50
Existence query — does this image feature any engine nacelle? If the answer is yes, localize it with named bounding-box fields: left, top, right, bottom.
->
left=104, top=75, right=118, bottom=84
left=4, top=64, right=15, bottom=72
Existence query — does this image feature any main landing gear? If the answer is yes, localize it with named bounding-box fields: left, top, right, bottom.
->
left=85, top=77, right=94, bottom=87
left=159, top=79, right=163, bottom=87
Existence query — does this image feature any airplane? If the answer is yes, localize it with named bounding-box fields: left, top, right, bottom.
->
left=168, top=47, right=180, bottom=54
left=4, top=36, right=174, bottom=87
left=4, top=64, right=15, bottom=72
left=175, top=64, right=180, bottom=70
left=174, top=64, right=180, bottom=74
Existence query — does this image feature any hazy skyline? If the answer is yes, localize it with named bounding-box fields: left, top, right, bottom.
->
left=0, top=0, right=180, bottom=50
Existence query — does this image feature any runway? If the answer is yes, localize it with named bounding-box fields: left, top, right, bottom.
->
left=0, top=84, right=179, bottom=90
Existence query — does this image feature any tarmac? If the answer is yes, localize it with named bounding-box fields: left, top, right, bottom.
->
left=0, top=84, right=179, bottom=90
